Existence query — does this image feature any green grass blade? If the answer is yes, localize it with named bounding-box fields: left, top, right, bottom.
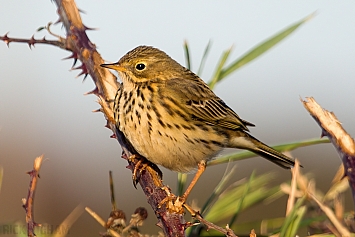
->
left=216, top=13, right=315, bottom=84
left=208, top=137, right=329, bottom=166
left=228, top=171, right=255, bottom=227
left=200, top=204, right=333, bottom=236
left=177, top=172, right=187, bottom=196
left=197, top=40, right=212, bottom=76
left=286, top=205, right=307, bottom=237
left=187, top=165, right=237, bottom=237
left=205, top=172, right=278, bottom=223
left=183, top=40, right=191, bottom=70
left=201, top=165, right=237, bottom=215
left=221, top=215, right=327, bottom=236
left=206, top=185, right=280, bottom=223
left=279, top=197, right=306, bottom=237
left=208, top=45, right=233, bottom=90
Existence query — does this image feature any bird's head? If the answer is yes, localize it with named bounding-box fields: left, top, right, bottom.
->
left=101, top=45, right=186, bottom=84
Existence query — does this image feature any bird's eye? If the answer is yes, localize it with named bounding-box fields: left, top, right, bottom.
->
left=135, top=63, right=146, bottom=71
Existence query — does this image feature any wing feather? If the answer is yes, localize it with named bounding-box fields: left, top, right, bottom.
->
left=164, top=78, right=254, bottom=131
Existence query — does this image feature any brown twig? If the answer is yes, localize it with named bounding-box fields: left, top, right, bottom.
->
left=122, top=207, right=148, bottom=233
left=302, top=97, right=355, bottom=206
left=109, top=171, right=117, bottom=211
left=308, top=192, right=350, bottom=236
left=194, top=215, right=237, bottom=237
left=184, top=204, right=237, bottom=237
left=22, top=155, right=44, bottom=237
left=53, top=204, right=84, bottom=237
left=85, top=207, right=122, bottom=237
left=286, top=160, right=300, bottom=215
left=106, top=171, right=148, bottom=235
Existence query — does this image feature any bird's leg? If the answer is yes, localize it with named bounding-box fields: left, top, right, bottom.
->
left=178, top=160, right=206, bottom=206
left=159, top=160, right=206, bottom=214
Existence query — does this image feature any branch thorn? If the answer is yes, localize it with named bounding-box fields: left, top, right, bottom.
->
left=83, top=25, right=98, bottom=31
left=92, top=108, right=102, bottom=113
left=28, top=35, right=36, bottom=49
left=84, top=87, right=99, bottom=96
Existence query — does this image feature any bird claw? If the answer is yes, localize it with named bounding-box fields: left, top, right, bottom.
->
left=158, top=186, right=200, bottom=217
left=159, top=187, right=186, bottom=214
left=128, top=154, right=163, bottom=188
left=128, top=154, right=149, bottom=188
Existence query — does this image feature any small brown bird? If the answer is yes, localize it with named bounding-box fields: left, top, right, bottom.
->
left=101, top=46, right=295, bottom=202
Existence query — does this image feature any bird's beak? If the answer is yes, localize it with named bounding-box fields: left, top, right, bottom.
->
left=100, top=63, right=126, bottom=72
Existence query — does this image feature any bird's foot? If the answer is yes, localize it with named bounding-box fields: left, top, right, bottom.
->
left=128, top=154, right=148, bottom=188
left=126, top=154, right=163, bottom=188
left=159, top=186, right=186, bottom=214
left=159, top=186, right=200, bottom=217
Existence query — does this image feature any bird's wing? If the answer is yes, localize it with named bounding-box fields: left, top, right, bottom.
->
left=164, top=78, right=254, bottom=131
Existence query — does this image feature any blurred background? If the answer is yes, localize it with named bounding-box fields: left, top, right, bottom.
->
left=1, top=1, right=355, bottom=236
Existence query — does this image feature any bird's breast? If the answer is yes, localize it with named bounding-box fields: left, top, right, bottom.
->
left=117, top=84, right=227, bottom=172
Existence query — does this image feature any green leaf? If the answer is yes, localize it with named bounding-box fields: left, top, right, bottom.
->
left=208, top=137, right=329, bottom=166
left=197, top=40, right=212, bottom=76
left=208, top=45, right=233, bottom=90
left=37, top=26, right=46, bottom=32
left=214, top=13, right=315, bottom=85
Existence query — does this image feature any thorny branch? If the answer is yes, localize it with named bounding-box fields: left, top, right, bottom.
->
left=0, top=33, right=67, bottom=49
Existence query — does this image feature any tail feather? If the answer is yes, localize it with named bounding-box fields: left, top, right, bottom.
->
left=230, top=132, right=296, bottom=169
left=252, top=143, right=295, bottom=169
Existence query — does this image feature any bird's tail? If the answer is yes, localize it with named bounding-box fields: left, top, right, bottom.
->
left=230, top=132, right=296, bottom=169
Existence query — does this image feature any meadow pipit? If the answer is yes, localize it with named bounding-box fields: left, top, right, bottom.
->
left=101, top=46, right=295, bottom=205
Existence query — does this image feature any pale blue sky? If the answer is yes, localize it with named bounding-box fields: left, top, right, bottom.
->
left=1, top=1, right=355, bottom=235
